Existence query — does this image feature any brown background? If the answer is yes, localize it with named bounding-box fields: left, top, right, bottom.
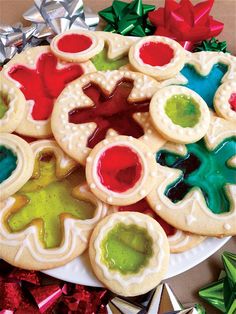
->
left=1, top=0, right=236, bottom=313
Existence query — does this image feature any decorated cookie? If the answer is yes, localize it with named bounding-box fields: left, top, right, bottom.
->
left=115, top=199, right=205, bottom=253
left=86, top=136, right=157, bottom=206
left=51, top=70, right=165, bottom=165
left=176, top=51, right=236, bottom=110
left=214, top=81, right=236, bottom=122
left=0, top=140, right=108, bottom=270
left=0, top=133, right=34, bottom=201
left=128, top=36, right=186, bottom=80
left=147, top=116, right=236, bottom=236
left=1, top=46, right=94, bottom=138
left=150, top=86, right=210, bottom=143
left=89, top=212, right=169, bottom=296
left=50, top=30, right=104, bottom=63
left=91, top=32, right=137, bottom=71
left=0, top=77, right=26, bottom=133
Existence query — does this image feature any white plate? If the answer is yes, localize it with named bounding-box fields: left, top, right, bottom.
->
left=44, top=236, right=230, bottom=286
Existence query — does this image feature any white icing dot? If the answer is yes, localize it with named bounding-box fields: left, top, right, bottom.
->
left=107, top=196, right=113, bottom=203
left=103, top=139, right=109, bottom=145
left=155, top=204, right=161, bottom=211
left=86, top=157, right=92, bottom=163
left=150, top=171, right=157, bottom=177
left=146, top=152, right=152, bottom=158
left=90, top=183, right=96, bottom=189
left=224, top=223, right=231, bottom=230
left=140, top=189, right=146, bottom=197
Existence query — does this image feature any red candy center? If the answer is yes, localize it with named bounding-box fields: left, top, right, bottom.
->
left=139, top=42, right=174, bottom=66
left=97, top=145, right=143, bottom=193
left=69, top=80, right=150, bottom=148
left=229, top=92, right=236, bottom=112
left=57, top=34, right=93, bottom=53
left=8, top=53, right=83, bottom=121
left=118, top=199, right=176, bottom=236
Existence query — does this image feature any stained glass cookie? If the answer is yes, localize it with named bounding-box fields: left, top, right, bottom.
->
left=128, top=36, right=186, bottom=80
left=0, top=133, right=34, bottom=200
left=150, top=86, right=210, bottom=143
left=86, top=136, right=157, bottom=206
left=0, top=77, right=26, bottom=133
left=89, top=212, right=169, bottom=296
left=214, top=81, right=236, bottom=122
left=51, top=70, right=166, bottom=165
left=147, top=116, right=236, bottom=236
left=0, top=140, right=108, bottom=270
left=1, top=46, right=94, bottom=138
left=115, top=199, right=206, bottom=253
left=175, top=51, right=236, bottom=110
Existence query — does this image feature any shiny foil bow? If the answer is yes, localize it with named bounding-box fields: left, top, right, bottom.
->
left=99, top=0, right=155, bottom=36
left=0, top=0, right=99, bottom=64
left=199, top=251, right=236, bottom=313
left=148, top=0, right=224, bottom=51
left=194, top=37, right=228, bottom=52
left=0, top=260, right=108, bottom=313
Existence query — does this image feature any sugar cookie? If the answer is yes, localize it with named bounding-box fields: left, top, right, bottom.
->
left=214, top=81, right=236, bottom=122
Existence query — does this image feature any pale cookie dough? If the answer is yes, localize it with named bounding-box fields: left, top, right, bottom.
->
left=150, top=86, right=210, bottom=144
left=0, top=133, right=34, bottom=200
left=167, top=230, right=205, bottom=253
left=0, top=76, right=26, bottom=133
left=147, top=116, right=236, bottom=237
left=89, top=212, right=170, bottom=296
left=50, top=30, right=104, bottom=63
left=2, top=46, right=94, bottom=138
left=0, top=140, right=108, bottom=270
left=51, top=70, right=166, bottom=165
left=214, top=81, right=236, bottom=122
left=129, top=36, right=186, bottom=80
left=86, top=135, right=158, bottom=206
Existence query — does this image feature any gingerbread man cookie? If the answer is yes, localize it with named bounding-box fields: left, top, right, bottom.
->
left=0, top=140, right=108, bottom=270
left=1, top=46, right=94, bottom=138
left=51, top=70, right=166, bottom=165
left=147, top=116, right=236, bottom=236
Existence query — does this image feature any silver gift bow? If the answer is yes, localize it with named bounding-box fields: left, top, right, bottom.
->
left=0, top=0, right=99, bottom=64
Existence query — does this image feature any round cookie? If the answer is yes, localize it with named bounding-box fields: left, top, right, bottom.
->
left=128, top=36, right=186, bottom=80
left=149, top=86, right=210, bottom=144
left=0, top=140, right=108, bottom=270
left=86, top=136, right=157, bottom=206
left=0, top=77, right=26, bottom=133
left=147, top=116, right=236, bottom=236
left=214, top=81, right=236, bottom=122
left=50, top=30, right=104, bottom=63
left=1, top=46, right=94, bottom=138
left=173, top=51, right=236, bottom=111
left=89, top=212, right=169, bottom=296
left=0, top=133, right=34, bottom=200
left=51, top=70, right=166, bottom=165
left=113, top=199, right=206, bottom=253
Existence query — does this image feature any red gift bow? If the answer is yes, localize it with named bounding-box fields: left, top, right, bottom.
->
left=0, top=260, right=108, bottom=313
left=148, top=0, right=224, bottom=51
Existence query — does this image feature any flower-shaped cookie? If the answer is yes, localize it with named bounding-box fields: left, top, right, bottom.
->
left=174, top=51, right=236, bottom=110
left=0, top=140, right=108, bottom=270
left=1, top=46, right=94, bottom=138
left=147, top=116, right=236, bottom=236
left=0, top=134, right=34, bottom=200
left=114, top=199, right=205, bottom=253
left=0, top=77, right=26, bottom=133
left=51, top=70, right=166, bottom=165
left=214, top=81, right=236, bottom=122
left=89, top=212, right=169, bottom=296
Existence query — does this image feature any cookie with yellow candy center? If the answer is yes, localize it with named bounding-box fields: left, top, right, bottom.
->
left=0, top=140, right=108, bottom=270
left=89, top=212, right=169, bottom=297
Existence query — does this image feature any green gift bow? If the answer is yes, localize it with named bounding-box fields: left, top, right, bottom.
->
left=99, top=0, right=155, bottom=36
left=199, top=251, right=236, bottom=314
left=194, top=37, right=228, bottom=53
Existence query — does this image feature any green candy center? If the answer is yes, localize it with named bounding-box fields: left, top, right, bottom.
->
left=0, top=95, right=8, bottom=119
left=91, top=47, right=128, bottom=71
left=7, top=155, right=95, bottom=248
left=101, top=223, right=153, bottom=274
left=165, top=94, right=201, bottom=127
left=0, top=145, right=17, bottom=183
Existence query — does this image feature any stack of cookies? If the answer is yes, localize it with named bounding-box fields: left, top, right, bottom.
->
left=0, top=30, right=235, bottom=297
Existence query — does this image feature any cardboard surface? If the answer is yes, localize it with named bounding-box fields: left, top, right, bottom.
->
left=1, top=0, right=236, bottom=312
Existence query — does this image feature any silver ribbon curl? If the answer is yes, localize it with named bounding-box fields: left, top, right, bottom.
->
left=0, top=0, right=99, bottom=64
